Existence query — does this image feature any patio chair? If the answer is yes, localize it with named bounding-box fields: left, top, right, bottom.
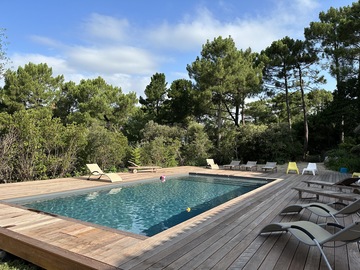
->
left=302, top=177, right=360, bottom=194
left=240, top=161, right=257, bottom=171
left=261, top=162, right=277, bottom=172
left=206, top=159, right=219, bottom=169
left=86, top=164, right=122, bottom=182
left=302, top=162, right=318, bottom=175
left=128, top=161, right=161, bottom=173
left=336, top=177, right=360, bottom=186
left=223, top=160, right=240, bottom=170
left=279, top=198, right=360, bottom=224
left=286, top=162, right=299, bottom=174
left=259, top=220, right=360, bottom=270
left=292, top=186, right=360, bottom=201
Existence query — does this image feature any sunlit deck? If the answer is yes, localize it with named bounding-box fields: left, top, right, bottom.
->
left=0, top=164, right=359, bottom=269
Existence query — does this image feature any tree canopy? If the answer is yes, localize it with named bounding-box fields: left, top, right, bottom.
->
left=0, top=1, right=360, bottom=182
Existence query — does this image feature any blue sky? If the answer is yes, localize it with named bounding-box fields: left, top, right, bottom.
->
left=1, top=0, right=356, bottom=97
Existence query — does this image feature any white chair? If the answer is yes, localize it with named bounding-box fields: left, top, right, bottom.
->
left=206, top=159, right=219, bottom=169
left=302, top=163, right=318, bottom=175
left=86, top=164, right=122, bottom=182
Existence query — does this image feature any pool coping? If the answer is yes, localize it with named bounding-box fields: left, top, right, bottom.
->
left=0, top=168, right=287, bottom=269
left=4, top=173, right=277, bottom=238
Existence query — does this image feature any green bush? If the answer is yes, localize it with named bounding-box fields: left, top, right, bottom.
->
left=325, top=147, right=360, bottom=172
left=0, top=254, right=41, bottom=270
left=80, top=123, right=129, bottom=171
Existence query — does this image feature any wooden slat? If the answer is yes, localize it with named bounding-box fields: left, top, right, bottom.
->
left=0, top=164, right=359, bottom=269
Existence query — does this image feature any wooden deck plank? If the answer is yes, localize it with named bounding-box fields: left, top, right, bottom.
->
left=119, top=181, right=283, bottom=269
left=233, top=202, right=312, bottom=269
left=0, top=165, right=358, bottom=269
left=175, top=183, right=298, bottom=269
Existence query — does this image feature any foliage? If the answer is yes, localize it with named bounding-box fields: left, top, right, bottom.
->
left=214, top=123, right=240, bottom=164
left=0, top=2, right=360, bottom=182
left=181, top=121, right=212, bottom=166
left=128, top=145, right=141, bottom=166
left=187, top=37, right=263, bottom=150
left=0, top=108, right=88, bottom=182
left=325, top=148, right=360, bottom=173
left=0, top=260, right=40, bottom=270
left=0, top=128, right=17, bottom=182
left=305, top=2, right=360, bottom=144
left=1, top=63, right=63, bottom=113
left=236, top=123, right=302, bottom=164
left=55, top=77, right=138, bottom=128
left=0, top=252, right=41, bottom=270
left=0, top=28, right=10, bottom=79
left=123, top=108, right=150, bottom=144
left=163, top=79, right=197, bottom=125
left=139, top=73, right=167, bottom=123
left=138, top=121, right=184, bottom=167
left=81, top=123, right=128, bottom=171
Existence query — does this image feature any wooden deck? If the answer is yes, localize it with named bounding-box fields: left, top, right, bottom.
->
left=0, top=164, right=359, bottom=269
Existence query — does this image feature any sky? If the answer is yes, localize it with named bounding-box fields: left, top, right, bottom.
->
left=0, top=0, right=357, bottom=98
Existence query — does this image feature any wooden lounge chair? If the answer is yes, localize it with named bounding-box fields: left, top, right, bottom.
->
left=206, top=159, right=219, bottom=170
left=302, top=162, right=318, bottom=175
left=302, top=177, right=360, bottom=192
left=286, top=162, right=299, bottom=174
left=223, top=160, right=240, bottom=170
left=261, top=162, right=277, bottom=172
left=128, top=161, right=161, bottom=173
left=240, top=161, right=257, bottom=171
left=292, top=186, right=360, bottom=202
left=86, top=164, right=122, bottom=182
left=260, top=220, right=360, bottom=270
left=279, top=198, right=360, bottom=224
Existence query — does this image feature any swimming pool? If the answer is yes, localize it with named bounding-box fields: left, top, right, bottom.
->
left=17, top=175, right=268, bottom=236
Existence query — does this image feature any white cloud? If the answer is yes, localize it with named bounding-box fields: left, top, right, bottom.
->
left=81, top=13, right=130, bottom=43
left=29, top=36, right=64, bottom=49
left=3, top=0, right=329, bottom=96
left=145, top=1, right=321, bottom=53
left=66, top=45, right=157, bottom=75
left=11, top=53, right=72, bottom=75
left=6, top=52, right=151, bottom=96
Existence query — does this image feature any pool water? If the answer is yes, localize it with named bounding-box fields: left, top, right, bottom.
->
left=22, top=175, right=267, bottom=236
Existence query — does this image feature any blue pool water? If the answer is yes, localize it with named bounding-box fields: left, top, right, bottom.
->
left=21, top=175, right=267, bottom=236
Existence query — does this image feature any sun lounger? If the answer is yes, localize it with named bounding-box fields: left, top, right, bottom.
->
left=206, top=159, right=219, bottom=170
left=240, top=161, right=257, bottom=171
left=261, top=162, right=277, bottom=172
left=259, top=220, right=360, bottom=270
left=223, top=160, right=240, bottom=170
left=302, top=178, right=360, bottom=192
left=86, top=164, right=122, bottom=182
left=279, top=198, right=360, bottom=224
left=293, top=186, right=360, bottom=202
left=128, top=161, right=161, bottom=173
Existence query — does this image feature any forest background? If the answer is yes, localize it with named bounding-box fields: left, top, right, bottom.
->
left=0, top=2, right=359, bottom=183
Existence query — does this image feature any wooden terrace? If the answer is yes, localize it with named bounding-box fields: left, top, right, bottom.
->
left=0, top=164, right=359, bottom=269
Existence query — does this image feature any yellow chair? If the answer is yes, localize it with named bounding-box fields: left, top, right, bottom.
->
left=286, top=162, right=299, bottom=174
left=352, top=172, right=360, bottom=178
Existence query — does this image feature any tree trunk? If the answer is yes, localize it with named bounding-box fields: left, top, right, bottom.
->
left=297, top=66, right=308, bottom=160
left=216, top=100, right=222, bottom=149
left=283, top=65, right=292, bottom=130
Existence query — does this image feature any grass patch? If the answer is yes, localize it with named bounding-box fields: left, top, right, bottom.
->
left=0, top=252, right=42, bottom=270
